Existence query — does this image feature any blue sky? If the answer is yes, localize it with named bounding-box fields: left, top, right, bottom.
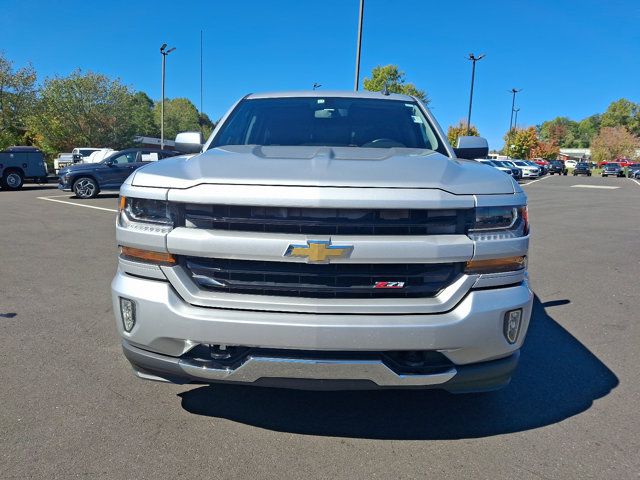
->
left=1, top=0, right=638, bottom=148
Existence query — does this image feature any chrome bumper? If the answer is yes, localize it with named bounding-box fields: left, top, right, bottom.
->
left=123, top=340, right=520, bottom=392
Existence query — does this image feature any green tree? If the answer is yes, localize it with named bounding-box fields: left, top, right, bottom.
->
left=503, top=127, right=538, bottom=159
left=575, top=114, right=601, bottom=147
left=130, top=91, right=158, bottom=137
left=538, top=117, right=579, bottom=148
left=153, top=98, right=201, bottom=141
left=198, top=112, right=216, bottom=139
left=590, top=126, right=639, bottom=164
left=0, top=53, right=37, bottom=149
left=447, top=120, right=479, bottom=147
left=600, top=98, right=639, bottom=134
left=362, top=65, right=429, bottom=104
left=28, top=70, right=142, bottom=151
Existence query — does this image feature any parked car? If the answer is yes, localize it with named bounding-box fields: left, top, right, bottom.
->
left=83, top=148, right=115, bottom=164
left=572, top=162, right=592, bottom=176
left=54, top=153, right=74, bottom=173
left=601, top=163, right=624, bottom=177
left=626, top=163, right=640, bottom=178
left=511, top=160, right=540, bottom=178
left=525, top=160, right=546, bottom=175
left=58, top=148, right=181, bottom=198
left=548, top=160, right=568, bottom=175
left=494, top=160, right=522, bottom=180
left=0, top=146, right=48, bottom=190
left=475, top=159, right=515, bottom=177
left=113, top=91, right=533, bottom=393
left=564, top=160, right=577, bottom=169
left=532, top=159, right=550, bottom=174
left=71, top=147, right=102, bottom=164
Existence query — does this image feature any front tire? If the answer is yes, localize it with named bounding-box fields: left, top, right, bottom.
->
left=73, top=177, right=99, bottom=198
left=1, top=170, right=24, bottom=190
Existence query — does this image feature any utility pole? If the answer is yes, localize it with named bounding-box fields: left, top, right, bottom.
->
left=466, top=53, right=485, bottom=135
left=354, top=0, right=364, bottom=90
left=160, top=43, right=176, bottom=150
left=508, top=88, right=521, bottom=133
left=200, top=31, right=203, bottom=117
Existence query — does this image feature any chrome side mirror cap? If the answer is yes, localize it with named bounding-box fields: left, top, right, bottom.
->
left=454, top=136, right=489, bottom=160
left=175, top=132, right=204, bottom=154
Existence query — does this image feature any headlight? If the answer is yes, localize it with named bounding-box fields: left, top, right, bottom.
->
left=468, top=206, right=529, bottom=240
left=118, top=197, right=175, bottom=233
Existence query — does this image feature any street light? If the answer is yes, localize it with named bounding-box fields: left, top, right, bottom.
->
left=354, top=0, right=365, bottom=90
left=160, top=44, right=176, bottom=150
left=466, top=53, right=485, bottom=135
left=313, top=83, right=322, bottom=90
left=508, top=88, right=522, bottom=133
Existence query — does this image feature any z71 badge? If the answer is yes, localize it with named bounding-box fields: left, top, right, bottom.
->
left=373, top=281, right=405, bottom=289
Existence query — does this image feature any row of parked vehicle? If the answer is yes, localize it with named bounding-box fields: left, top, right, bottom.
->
left=475, top=158, right=545, bottom=180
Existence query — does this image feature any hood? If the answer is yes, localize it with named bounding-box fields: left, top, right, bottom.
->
left=132, top=146, right=515, bottom=195
left=59, top=163, right=106, bottom=175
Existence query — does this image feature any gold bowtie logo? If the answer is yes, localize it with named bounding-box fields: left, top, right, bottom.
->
left=285, top=240, right=353, bottom=263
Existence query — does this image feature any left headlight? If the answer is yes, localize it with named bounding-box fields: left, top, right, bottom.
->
left=468, top=205, right=529, bottom=240
left=118, top=196, right=175, bottom=233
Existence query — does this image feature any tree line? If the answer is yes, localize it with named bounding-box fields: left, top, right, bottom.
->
left=0, top=53, right=214, bottom=158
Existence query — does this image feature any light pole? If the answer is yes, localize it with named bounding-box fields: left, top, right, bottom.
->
left=508, top=88, right=521, bottom=133
left=160, top=43, right=176, bottom=150
left=513, top=108, right=520, bottom=130
left=466, top=53, right=485, bottom=135
left=354, top=0, right=364, bottom=90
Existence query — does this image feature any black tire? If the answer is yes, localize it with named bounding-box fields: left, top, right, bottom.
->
left=563, top=171, right=568, bottom=176
left=1, top=170, right=24, bottom=190
left=73, top=176, right=99, bottom=198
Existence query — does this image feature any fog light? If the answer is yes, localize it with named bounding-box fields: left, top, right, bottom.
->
left=503, top=309, right=522, bottom=344
left=119, top=297, right=136, bottom=332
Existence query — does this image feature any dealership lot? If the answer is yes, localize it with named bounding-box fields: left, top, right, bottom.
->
left=1, top=176, right=639, bottom=479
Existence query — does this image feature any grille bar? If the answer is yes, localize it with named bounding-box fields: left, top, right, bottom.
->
left=184, top=258, right=463, bottom=299
left=183, top=205, right=474, bottom=236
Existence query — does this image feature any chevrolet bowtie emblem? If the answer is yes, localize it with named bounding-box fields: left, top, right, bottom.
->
left=284, top=240, right=353, bottom=263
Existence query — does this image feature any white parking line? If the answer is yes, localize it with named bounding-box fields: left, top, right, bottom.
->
left=571, top=185, right=620, bottom=190
left=37, top=196, right=117, bottom=212
left=632, top=179, right=640, bottom=188
left=521, top=176, right=551, bottom=186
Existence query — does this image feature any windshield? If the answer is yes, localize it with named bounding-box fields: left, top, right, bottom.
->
left=514, top=161, right=528, bottom=166
left=576, top=163, right=589, bottom=167
left=606, top=164, right=620, bottom=168
left=79, top=149, right=98, bottom=156
left=210, top=97, right=442, bottom=151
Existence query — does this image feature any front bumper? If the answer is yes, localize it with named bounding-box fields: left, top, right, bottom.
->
left=112, top=270, right=533, bottom=390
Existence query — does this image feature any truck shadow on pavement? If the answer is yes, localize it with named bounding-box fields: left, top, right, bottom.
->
left=179, top=296, right=618, bottom=439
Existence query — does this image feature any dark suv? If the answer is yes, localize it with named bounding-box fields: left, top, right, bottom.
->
left=601, top=163, right=624, bottom=178
left=626, top=163, right=640, bottom=179
left=548, top=160, right=568, bottom=175
left=572, top=162, right=592, bottom=176
left=58, top=148, right=181, bottom=198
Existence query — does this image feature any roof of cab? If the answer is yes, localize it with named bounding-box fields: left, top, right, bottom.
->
left=245, top=90, right=418, bottom=102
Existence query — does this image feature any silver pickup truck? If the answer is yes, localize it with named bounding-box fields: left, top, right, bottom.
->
left=112, top=90, right=533, bottom=393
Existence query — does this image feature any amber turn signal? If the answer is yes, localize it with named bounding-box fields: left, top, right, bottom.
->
left=118, top=196, right=126, bottom=211
left=120, top=246, right=176, bottom=265
left=465, top=256, right=526, bottom=274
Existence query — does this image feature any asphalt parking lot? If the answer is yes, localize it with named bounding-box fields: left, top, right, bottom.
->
left=1, top=175, right=639, bottom=479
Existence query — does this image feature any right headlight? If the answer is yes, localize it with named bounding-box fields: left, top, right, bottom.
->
left=468, top=205, right=529, bottom=241
left=118, top=196, right=175, bottom=233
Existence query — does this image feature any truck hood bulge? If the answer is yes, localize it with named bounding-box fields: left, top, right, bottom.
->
left=132, top=145, right=515, bottom=195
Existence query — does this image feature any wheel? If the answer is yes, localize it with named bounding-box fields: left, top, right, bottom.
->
left=73, top=177, right=99, bottom=198
left=588, top=172, right=591, bottom=176
left=1, top=170, right=24, bottom=190
left=573, top=172, right=577, bottom=176
left=563, top=171, right=567, bottom=176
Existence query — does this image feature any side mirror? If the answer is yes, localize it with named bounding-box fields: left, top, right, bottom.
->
left=175, top=132, right=204, bottom=154
left=105, top=159, right=114, bottom=167
left=454, top=136, right=489, bottom=160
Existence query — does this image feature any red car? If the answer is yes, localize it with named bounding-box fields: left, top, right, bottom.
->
left=599, top=159, right=633, bottom=168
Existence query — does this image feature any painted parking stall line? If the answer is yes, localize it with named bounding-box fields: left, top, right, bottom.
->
left=37, top=196, right=118, bottom=212
left=521, top=176, right=552, bottom=186
left=571, top=185, right=620, bottom=190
